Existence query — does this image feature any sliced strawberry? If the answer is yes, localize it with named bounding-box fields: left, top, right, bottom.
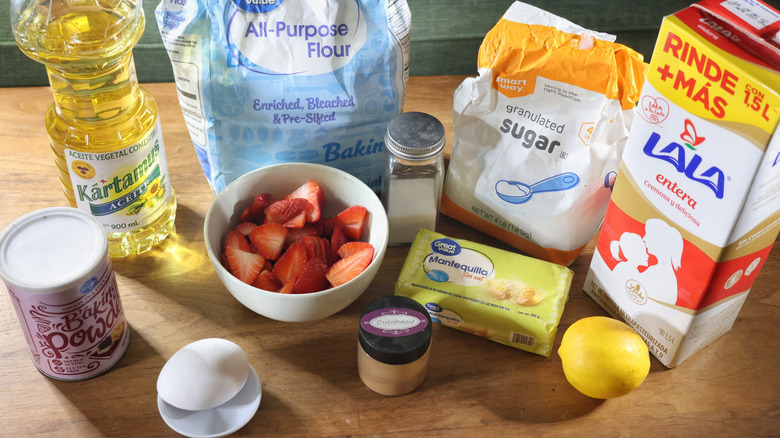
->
left=284, top=180, right=325, bottom=223
left=313, top=216, right=334, bottom=239
left=234, top=222, right=258, bottom=236
left=325, top=248, right=373, bottom=287
left=301, top=235, right=331, bottom=265
left=334, top=205, right=368, bottom=240
left=252, top=269, right=282, bottom=292
left=337, top=241, right=374, bottom=259
left=284, top=224, right=318, bottom=248
left=224, top=229, right=252, bottom=252
left=293, top=258, right=329, bottom=293
left=220, top=251, right=230, bottom=270
left=273, top=240, right=308, bottom=285
left=225, top=183, right=375, bottom=293
left=278, top=281, right=295, bottom=294
left=282, top=211, right=307, bottom=229
left=330, top=225, right=349, bottom=263
left=240, top=193, right=272, bottom=223
left=239, top=205, right=255, bottom=224
left=248, top=222, right=288, bottom=260
left=224, top=245, right=266, bottom=285
left=264, top=198, right=308, bottom=227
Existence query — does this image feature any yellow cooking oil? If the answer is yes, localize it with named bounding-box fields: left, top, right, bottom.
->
left=12, top=1, right=176, bottom=257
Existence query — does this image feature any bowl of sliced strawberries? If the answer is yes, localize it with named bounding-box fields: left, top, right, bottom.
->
left=204, top=162, right=389, bottom=322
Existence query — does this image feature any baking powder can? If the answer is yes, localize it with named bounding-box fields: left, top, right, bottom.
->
left=0, top=207, right=129, bottom=380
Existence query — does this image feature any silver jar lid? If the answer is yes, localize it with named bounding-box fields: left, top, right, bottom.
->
left=385, top=112, right=445, bottom=160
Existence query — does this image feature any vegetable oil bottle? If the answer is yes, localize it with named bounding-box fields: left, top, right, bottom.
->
left=11, top=0, right=176, bottom=257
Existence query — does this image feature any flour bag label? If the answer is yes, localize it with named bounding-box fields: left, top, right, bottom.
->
left=156, top=0, right=410, bottom=192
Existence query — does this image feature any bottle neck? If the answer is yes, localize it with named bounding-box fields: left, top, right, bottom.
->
left=46, top=52, right=142, bottom=123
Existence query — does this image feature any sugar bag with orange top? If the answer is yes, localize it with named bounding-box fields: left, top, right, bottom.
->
left=441, top=1, right=647, bottom=265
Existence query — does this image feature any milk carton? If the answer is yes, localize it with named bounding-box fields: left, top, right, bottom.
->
left=584, top=0, right=780, bottom=367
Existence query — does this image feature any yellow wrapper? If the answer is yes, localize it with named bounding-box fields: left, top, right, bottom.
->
left=395, top=229, right=573, bottom=356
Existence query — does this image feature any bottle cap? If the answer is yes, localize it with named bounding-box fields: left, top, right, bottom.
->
left=385, top=112, right=445, bottom=160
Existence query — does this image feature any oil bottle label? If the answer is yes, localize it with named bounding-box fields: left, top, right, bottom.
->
left=65, top=121, right=173, bottom=233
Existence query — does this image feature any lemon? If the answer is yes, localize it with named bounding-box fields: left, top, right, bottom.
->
left=557, top=316, right=650, bottom=399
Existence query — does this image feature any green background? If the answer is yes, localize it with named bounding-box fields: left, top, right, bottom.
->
left=0, top=0, right=691, bottom=87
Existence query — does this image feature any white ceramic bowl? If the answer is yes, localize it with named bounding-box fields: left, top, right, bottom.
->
left=204, top=163, right=389, bottom=322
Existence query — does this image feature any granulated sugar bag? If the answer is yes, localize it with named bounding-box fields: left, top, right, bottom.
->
left=156, top=0, right=410, bottom=192
left=441, top=1, right=646, bottom=265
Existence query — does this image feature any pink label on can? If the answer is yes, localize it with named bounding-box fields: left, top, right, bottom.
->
left=7, top=259, right=128, bottom=380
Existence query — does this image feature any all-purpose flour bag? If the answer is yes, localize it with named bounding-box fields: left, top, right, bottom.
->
left=155, top=0, right=410, bottom=192
left=441, top=1, right=646, bottom=265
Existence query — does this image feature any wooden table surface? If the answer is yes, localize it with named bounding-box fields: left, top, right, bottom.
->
left=0, top=77, right=778, bottom=437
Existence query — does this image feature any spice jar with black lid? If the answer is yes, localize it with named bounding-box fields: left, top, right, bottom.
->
left=358, top=295, right=433, bottom=396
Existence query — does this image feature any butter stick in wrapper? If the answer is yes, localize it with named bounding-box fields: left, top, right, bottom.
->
left=395, top=229, right=573, bottom=356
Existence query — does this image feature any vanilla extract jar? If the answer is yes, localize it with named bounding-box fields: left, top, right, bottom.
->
left=358, top=295, right=433, bottom=396
left=381, top=112, right=445, bottom=245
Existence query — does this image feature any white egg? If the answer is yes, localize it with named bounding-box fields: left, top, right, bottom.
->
left=157, top=338, right=250, bottom=411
